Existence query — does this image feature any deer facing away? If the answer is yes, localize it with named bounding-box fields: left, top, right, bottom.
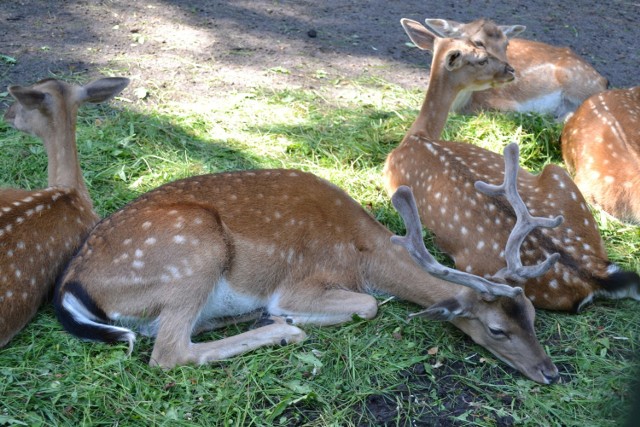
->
left=383, top=20, right=639, bottom=312
left=561, top=86, right=640, bottom=224
left=424, top=18, right=608, bottom=121
left=55, top=157, right=560, bottom=383
left=0, top=77, right=129, bottom=348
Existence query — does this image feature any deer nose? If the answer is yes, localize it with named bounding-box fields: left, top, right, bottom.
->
left=505, top=64, right=515, bottom=78
left=544, top=372, right=560, bottom=384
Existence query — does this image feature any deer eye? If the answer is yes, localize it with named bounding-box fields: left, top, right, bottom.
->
left=474, top=40, right=485, bottom=48
left=488, top=327, right=506, bottom=337
left=478, top=59, right=488, bottom=66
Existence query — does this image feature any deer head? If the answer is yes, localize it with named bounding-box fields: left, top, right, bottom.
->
left=390, top=143, right=560, bottom=382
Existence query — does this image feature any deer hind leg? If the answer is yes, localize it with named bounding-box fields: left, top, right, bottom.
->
left=267, top=276, right=379, bottom=326
left=148, top=271, right=307, bottom=368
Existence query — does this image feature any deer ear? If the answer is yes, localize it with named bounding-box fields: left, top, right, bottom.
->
left=416, top=298, right=470, bottom=321
left=401, top=18, right=437, bottom=51
left=498, top=24, right=526, bottom=39
left=424, top=18, right=464, bottom=38
left=8, top=86, right=47, bottom=110
left=79, top=77, right=130, bottom=104
left=445, top=50, right=464, bottom=71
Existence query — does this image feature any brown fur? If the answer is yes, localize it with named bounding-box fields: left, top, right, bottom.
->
left=562, top=87, right=640, bottom=224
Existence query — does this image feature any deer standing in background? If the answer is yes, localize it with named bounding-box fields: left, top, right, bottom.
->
left=383, top=19, right=639, bottom=312
left=561, top=87, right=640, bottom=224
left=0, top=77, right=129, bottom=347
left=55, top=154, right=560, bottom=383
left=424, top=18, right=608, bottom=121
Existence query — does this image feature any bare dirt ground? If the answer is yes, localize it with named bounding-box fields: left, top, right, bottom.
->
left=1, top=0, right=639, bottom=424
left=1, top=0, right=639, bottom=105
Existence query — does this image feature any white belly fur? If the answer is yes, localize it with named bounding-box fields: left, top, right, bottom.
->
left=517, top=91, right=563, bottom=114
left=196, top=277, right=266, bottom=324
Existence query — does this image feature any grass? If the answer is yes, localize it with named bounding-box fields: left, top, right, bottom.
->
left=0, top=75, right=639, bottom=426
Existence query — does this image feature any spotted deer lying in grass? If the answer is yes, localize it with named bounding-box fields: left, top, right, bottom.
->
left=561, top=86, right=640, bottom=224
left=55, top=161, right=561, bottom=383
left=383, top=20, right=639, bottom=312
left=423, top=18, right=608, bottom=121
left=0, top=77, right=129, bottom=347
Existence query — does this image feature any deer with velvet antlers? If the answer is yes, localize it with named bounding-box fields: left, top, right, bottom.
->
left=561, top=86, right=640, bottom=225
left=0, top=77, right=129, bottom=347
left=55, top=144, right=560, bottom=383
left=383, top=19, right=639, bottom=312
left=423, top=17, right=608, bottom=121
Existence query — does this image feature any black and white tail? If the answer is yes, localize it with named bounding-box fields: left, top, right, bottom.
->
left=54, top=281, right=136, bottom=353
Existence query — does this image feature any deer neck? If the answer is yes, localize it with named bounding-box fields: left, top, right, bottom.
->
left=406, top=64, right=460, bottom=141
left=365, top=237, right=464, bottom=306
left=44, top=113, right=93, bottom=211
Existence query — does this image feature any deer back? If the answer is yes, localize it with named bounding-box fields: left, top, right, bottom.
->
left=562, top=87, right=640, bottom=223
left=61, top=170, right=384, bottom=306
left=0, top=188, right=97, bottom=346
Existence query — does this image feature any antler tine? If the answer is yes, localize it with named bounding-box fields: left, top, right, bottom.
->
left=390, top=186, right=522, bottom=298
left=474, top=143, right=564, bottom=282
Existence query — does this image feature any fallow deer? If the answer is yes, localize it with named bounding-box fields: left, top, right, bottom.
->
left=561, top=86, right=640, bottom=224
left=54, top=156, right=560, bottom=383
left=0, top=77, right=129, bottom=347
left=424, top=18, right=608, bottom=121
left=383, top=20, right=639, bottom=312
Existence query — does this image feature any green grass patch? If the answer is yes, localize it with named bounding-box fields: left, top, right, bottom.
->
left=0, top=77, right=638, bottom=426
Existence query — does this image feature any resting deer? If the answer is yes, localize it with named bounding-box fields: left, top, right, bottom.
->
left=561, top=87, right=640, bottom=223
left=0, top=77, right=129, bottom=347
left=55, top=160, right=560, bottom=383
left=423, top=18, right=608, bottom=121
left=383, top=20, right=639, bottom=312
